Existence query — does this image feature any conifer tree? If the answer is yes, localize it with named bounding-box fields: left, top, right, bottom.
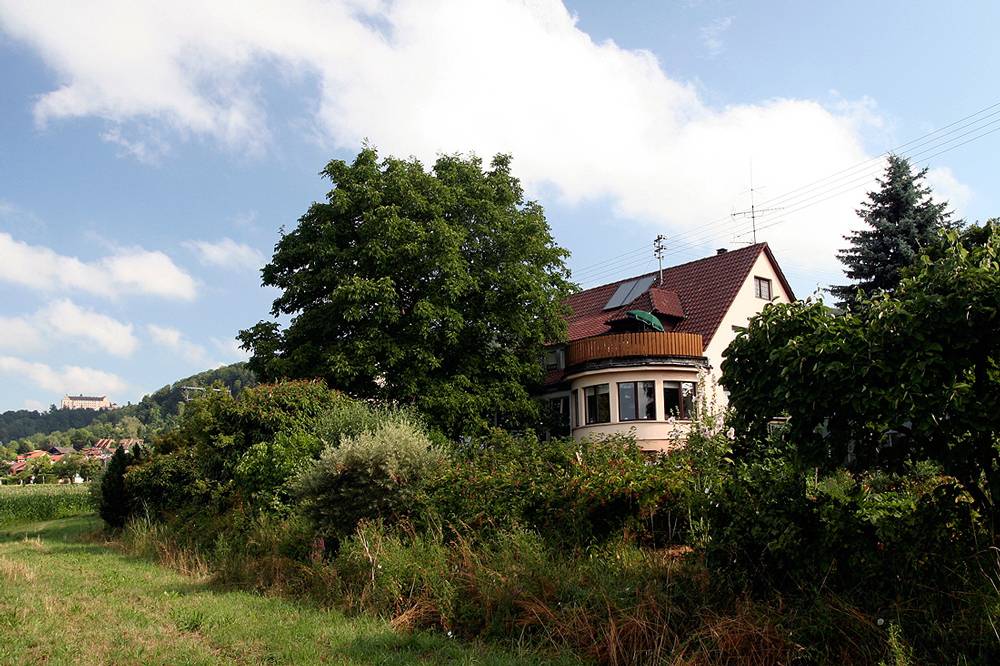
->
left=99, top=445, right=133, bottom=529
left=830, top=154, right=953, bottom=308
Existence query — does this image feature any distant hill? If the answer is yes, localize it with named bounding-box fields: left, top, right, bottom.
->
left=128, top=363, right=257, bottom=424
left=0, top=363, right=256, bottom=443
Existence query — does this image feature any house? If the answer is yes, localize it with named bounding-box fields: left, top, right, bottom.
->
left=8, top=450, right=50, bottom=475
left=60, top=394, right=115, bottom=410
left=540, top=243, right=794, bottom=452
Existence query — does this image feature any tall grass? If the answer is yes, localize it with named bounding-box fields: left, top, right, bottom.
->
left=0, top=484, right=93, bottom=527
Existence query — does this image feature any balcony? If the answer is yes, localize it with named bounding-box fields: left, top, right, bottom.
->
left=566, top=331, right=704, bottom=367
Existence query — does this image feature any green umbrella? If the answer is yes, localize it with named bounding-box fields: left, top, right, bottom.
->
left=626, top=310, right=664, bottom=332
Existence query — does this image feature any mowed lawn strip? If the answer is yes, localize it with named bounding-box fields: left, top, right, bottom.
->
left=0, top=517, right=579, bottom=666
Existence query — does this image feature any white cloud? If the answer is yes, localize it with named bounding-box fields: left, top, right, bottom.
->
left=211, top=336, right=250, bottom=362
left=147, top=324, right=209, bottom=365
left=700, top=16, right=734, bottom=56
left=0, top=315, right=45, bottom=353
left=37, top=299, right=138, bottom=357
left=1, top=300, right=137, bottom=357
left=0, top=0, right=974, bottom=276
left=184, top=237, right=264, bottom=271
left=0, top=355, right=126, bottom=394
left=0, top=233, right=197, bottom=300
left=925, top=166, right=972, bottom=218
left=101, top=126, right=170, bottom=164
left=23, top=399, right=46, bottom=412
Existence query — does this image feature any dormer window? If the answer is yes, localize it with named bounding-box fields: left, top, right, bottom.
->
left=754, top=276, right=773, bottom=300
left=543, top=348, right=564, bottom=370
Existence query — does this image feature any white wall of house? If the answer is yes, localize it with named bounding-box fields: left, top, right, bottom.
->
left=703, top=252, right=794, bottom=407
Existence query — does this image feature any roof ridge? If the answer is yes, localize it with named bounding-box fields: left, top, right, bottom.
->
left=573, top=242, right=766, bottom=292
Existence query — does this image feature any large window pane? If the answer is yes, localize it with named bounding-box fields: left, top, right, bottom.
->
left=619, top=381, right=656, bottom=421
left=663, top=381, right=681, bottom=418
left=640, top=381, right=656, bottom=420
left=618, top=382, right=636, bottom=421
left=681, top=382, right=696, bottom=420
left=585, top=384, right=610, bottom=424
left=664, top=381, right=696, bottom=419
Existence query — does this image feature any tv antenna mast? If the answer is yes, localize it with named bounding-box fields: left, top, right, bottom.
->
left=731, top=163, right=782, bottom=244
left=653, top=234, right=666, bottom=284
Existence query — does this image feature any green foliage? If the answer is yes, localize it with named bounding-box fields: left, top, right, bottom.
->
left=0, top=407, right=104, bottom=442
left=723, top=222, right=1000, bottom=526
left=124, top=448, right=209, bottom=521
left=0, top=484, right=91, bottom=527
left=52, top=453, right=100, bottom=481
left=162, top=380, right=339, bottom=504
left=239, top=147, right=574, bottom=438
left=99, top=446, right=133, bottom=529
left=293, top=417, right=445, bottom=540
left=427, top=432, right=693, bottom=546
left=831, top=153, right=954, bottom=308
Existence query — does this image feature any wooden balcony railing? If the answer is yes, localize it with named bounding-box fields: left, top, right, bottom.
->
left=566, top=331, right=704, bottom=366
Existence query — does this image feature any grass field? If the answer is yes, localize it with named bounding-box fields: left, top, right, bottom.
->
left=0, top=517, right=579, bottom=665
left=0, top=484, right=92, bottom=527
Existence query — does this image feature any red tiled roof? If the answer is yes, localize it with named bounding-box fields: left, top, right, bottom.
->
left=566, top=244, right=793, bottom=348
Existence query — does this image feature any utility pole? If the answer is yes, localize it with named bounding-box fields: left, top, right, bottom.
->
left=731, top=165, right=782, bottom=244
left=653, top=234, right=666, bottom=284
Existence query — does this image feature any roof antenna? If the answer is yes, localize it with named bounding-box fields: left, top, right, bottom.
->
left=731, top=160, right=782, bottom=244
left=654, top=234, right=666, bottom=285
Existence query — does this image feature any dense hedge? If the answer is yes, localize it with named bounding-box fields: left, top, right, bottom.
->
left=103, top=380, right=999, bottom=664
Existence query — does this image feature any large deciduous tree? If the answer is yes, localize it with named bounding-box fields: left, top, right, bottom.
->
left=239, top=148, right=573, bottom=438
left=724, top=221, right=1000, bottom=529
left=830, top=154, right=954, bottom=308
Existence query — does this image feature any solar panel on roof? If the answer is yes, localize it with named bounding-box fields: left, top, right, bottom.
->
left=623, top=276, right=655, bottom=304
left=603, top=280, right=637, bottom=310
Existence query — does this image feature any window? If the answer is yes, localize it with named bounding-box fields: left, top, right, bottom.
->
left=584, top=384, right=611, bottom=424
left=754, top=276, right=773, bottom=300
left=542, top=348, right=563, bottom=370
left=618, top=381, right=656, bottom=421
left=663, top=381, right=696, bottom=420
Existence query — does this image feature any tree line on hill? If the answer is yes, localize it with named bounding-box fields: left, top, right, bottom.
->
left=0, top=363, right=256, bottom=462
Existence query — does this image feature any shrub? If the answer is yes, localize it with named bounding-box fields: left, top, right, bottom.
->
left=293, top=417, right=445, bottom=540
left=233, top=430, right=322, bottom=512
left=707, top=449, right=984, bottom=598
left=427, top=431, right=692, bottom=547
left=125, top=448, right=211, bottom=521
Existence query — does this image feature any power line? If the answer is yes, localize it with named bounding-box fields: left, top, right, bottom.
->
left=569, top=99, right=1000, bottom=285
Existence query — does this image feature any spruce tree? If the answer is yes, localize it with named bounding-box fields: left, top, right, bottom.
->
left=99, top=445, right=133, bottom=529
left=830, top=154, right=953, bottom=308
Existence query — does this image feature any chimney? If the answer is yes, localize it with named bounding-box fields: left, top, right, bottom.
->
left=716, top=248, right=728, bottom=255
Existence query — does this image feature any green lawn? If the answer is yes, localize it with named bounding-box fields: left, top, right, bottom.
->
left=0, top=517, right=579, bottom=665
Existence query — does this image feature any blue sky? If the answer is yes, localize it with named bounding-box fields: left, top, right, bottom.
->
left=0, top=0, right=998, bottom=412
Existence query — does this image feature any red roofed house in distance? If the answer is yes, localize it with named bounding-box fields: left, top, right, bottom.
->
left=540, top=243, right=794, bottom=452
